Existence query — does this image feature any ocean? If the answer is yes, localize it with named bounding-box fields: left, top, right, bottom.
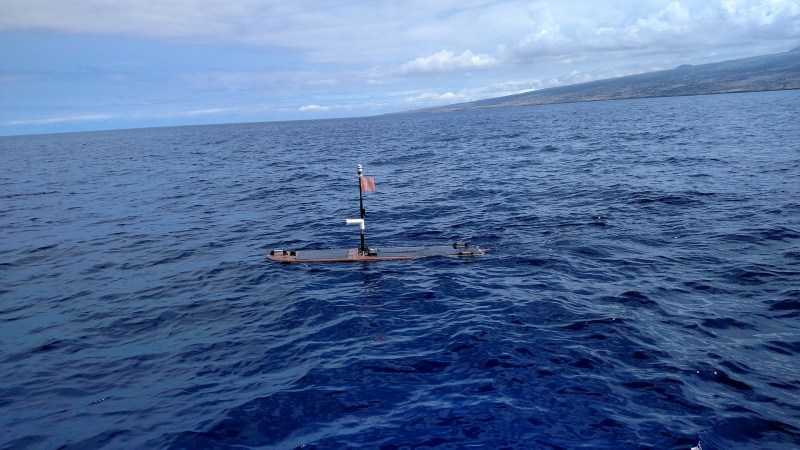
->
left=1, top=90, right=799, bottom=449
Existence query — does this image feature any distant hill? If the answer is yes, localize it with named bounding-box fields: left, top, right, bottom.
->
left=406, top=48, right=800, bottom=113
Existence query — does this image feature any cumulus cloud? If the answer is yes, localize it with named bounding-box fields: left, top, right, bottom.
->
left=400, top=90, right=469, bottom=107
left=398, top=49, right=500, bottom=75
left=516, top=24, right=572, bottom=57
left=299, top=104, right=330, bottom=112
left=514, top=0, right=800, bottom=60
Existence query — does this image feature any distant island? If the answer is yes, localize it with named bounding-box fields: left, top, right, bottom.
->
left=405, top=47, right=800, bottom=113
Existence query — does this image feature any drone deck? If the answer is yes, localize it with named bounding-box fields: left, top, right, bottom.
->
left=268, top=244, right=485, bottom=263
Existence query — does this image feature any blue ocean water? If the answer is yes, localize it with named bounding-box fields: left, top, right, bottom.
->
left=1, top=90, right=799, bottom=449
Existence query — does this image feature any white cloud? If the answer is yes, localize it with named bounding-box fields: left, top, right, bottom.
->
left=5, top=113, right=116, bottom=126
left=177, top=108, right=235, bottom=117
left=0, top=1, right=480, bottom=64
left=586, top=2, right=699, bottom=50
left=3, top=107, right=238, bottom=127
left=398, top=50, right=500, bottom=75
left=3, top=1, right=798, bottom=69
left=401, top=90, right=469, bottom=106
left=722, top=0, right=800, bottom=35
left=516, top=24, right=572, bottom=58
left=299, top=104, right=330, bottom=112
left=510, top=0, right=800, bottom=62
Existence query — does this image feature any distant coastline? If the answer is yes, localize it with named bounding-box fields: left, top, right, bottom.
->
left=402, top=47, right=800, bottom=113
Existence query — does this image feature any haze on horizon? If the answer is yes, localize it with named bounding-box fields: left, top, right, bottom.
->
left=1, top=0, right=799, bottom=136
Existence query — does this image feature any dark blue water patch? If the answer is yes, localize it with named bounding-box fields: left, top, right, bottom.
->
left=608, top=290, right=661, bottom=309
left=700, top=317, right=757, bottom=330
left=721, top=265, right=781, bottom=286
left=630, top=192, right=706, bottom=207
left=2, top=91, right=800, bottom=449
left=682, top=280, right=734, bottom=295
left=762, top=340, right=800, bottom=356
left=721, top=226, right=800, bottom=244
left=3, top=435, right=48, bottom=450
left=699, top=417, right=800, bottom=450
left=692, top=366, right=754, bottom=392
left=169, top=387, right=393, bottom=448
left=767, top=290, right=800, bottom=318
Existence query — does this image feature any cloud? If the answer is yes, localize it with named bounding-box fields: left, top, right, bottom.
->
left=5, top=113, right=117, bottom=126
left=299, top=104, right=330, bottom=112
left=396, top=72, right=608, bottom=109
left=404, top=91, right=462, bottom=103
left=513, top=0, right=800, bottom=60
left=721, top=0, right=800, bottom=36
left=586, top=2, right=704, bottom=51
left=399, top=84, right=533, bottom=109
left=3, top=107, right=237, bottom=127
left=4, top=1, right=798, bottom=69
left=0, top=72, right=42, bottom=84
left=515, top=24, right=571, bottom=58
left=0, top=1, right=467, bottom=64
left=0, top=0, right=239, bottom=40
left=175, top=108, right=235, bottom=117
left=398, top=49, right=500, bottom=75
left=178, top=69, right=344, bottom=94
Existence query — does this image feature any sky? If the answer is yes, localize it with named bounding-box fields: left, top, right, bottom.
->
left=1, top=0, right=798, bottom=136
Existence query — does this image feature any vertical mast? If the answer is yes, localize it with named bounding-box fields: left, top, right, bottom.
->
left=358, top=164, right=365, bottom=219
left=357, top=164, right=366, bottom=253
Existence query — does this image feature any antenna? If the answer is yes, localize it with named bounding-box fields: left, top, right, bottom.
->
left=355, top=164, right=367, bottom=253
left=357, top=164, right=365, bottom=220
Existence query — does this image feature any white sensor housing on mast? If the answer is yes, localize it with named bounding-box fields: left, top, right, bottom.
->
left=346, top=218, right=365, bottom=230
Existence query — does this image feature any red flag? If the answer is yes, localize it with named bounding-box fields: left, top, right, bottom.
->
left=360, top=177, right=376, bottom=192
